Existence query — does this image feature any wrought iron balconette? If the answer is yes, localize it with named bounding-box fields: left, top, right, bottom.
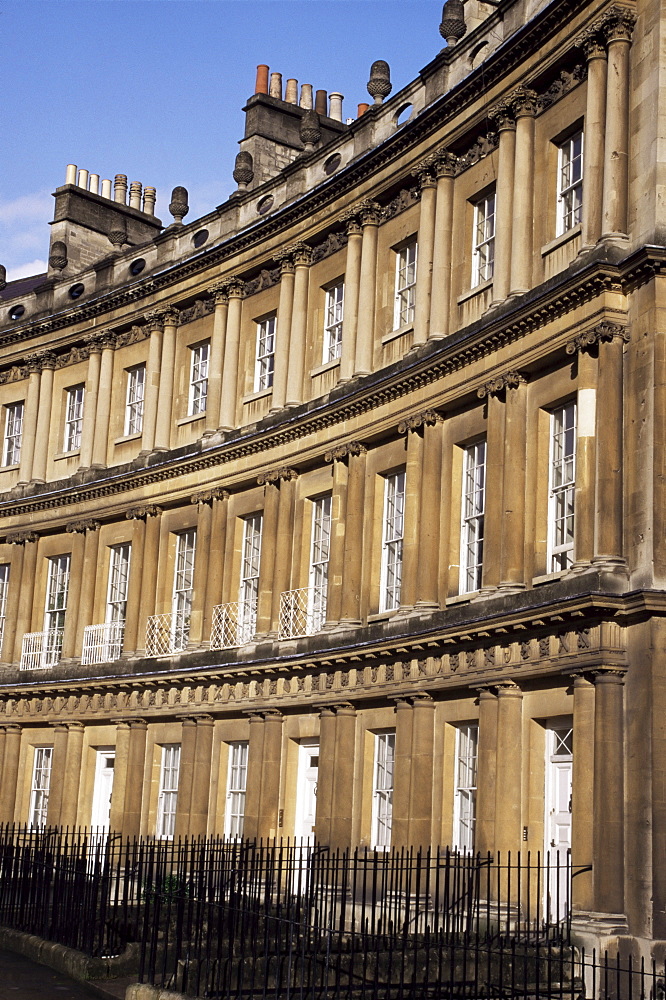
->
left=278, top=586, right=326, bottom=640
left=145, top=611, right=190, bottom=658
left=210, top=600, right=257, bottom=649
left=81, top=620, right=125, bottom=665
left=20, top=628, right=64, bottom=670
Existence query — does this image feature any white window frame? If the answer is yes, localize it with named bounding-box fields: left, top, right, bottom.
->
left=394, top=241, right=417, bottom=329
left=379, top=471, right=405, bottom=612
left=254, top=316, right=276, bottom=392
left=29, top=746, right=53, bottom=829
left=371, top=732, right=395, bottom=850
left=308, top=495, right=331, bottom=629
left=459, top=440, right=486, bottom=595
left=172, top=529, right=196, bottom=648
left=2, top=400, right=23, bottom=467
left=106, top=543, right=131, bottom=624
left=0, top=563, right=10, bottom=653
left=472, top=191, right=496, bottom=287
left=548, top=402, right=576, bottom=572
left=188, top=342, right=209, bottom=415
left=64, top=385, right=85, bottom=452
left=323, top=282, right=344, bottom=363
left=124, top=365, right=145, bottom=436
left=239, top=513, right=262, bottom=639
left=225, top=741, right=248, bottom=839
left=156, top=744, right=180, bottom=840
left=556, top=131, right=584, bottom=236
left=453, top=724, right=478, bottom=853
left=44, top=554, right=70, bottom=634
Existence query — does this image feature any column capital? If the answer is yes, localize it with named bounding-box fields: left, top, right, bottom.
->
left=274, top=248, right=296, bottom=275
left=4, top=724, right=21, bottom=735
left=125, top=504, right=162, bottom=521
left=599, top=5, right=636, bottom=44
left=477, top=371, right=527, bottom=398
left=85, top=331, right=117, bottom=353
left=66, top=518, right=100, bottom=534
left=25, top=350, right=57, bottom=373
left=324, top=440, right=367, bottom=463
left=4, top=530, right=39, bottom=545
left=488, top=97, right=516, bottom=131
left=397, top=409, right=442, bottom=434
left=257, top=466, right=298, bottom=485
left=509, top=85, right=539, bottom=118
left=434, top=149, right=458, bottom=177
left=226, top=275, right=246, bottom=299
left=244, top=708, right=283, bottom=720
left=342, top=199, right=383, bottom=229
left=117, top=717, right=148, bottom=729
left=591, top=665, right=627, bottom=684
left=190, top=487, right=229, bottom=505
left=496, top=680, right=523, bottom=697
left=341, top=211, right=363, bottom=237
left=286, top=242, right=314, bottom=266
left=576, top=25, right=608, bottom=60
left=208, top=281, right=230, bottom=305
left=566, top=321, right=629, bottom=354
left=316, top=701, right=356, bottom=715
left=414, top=154, right=438, bottom=188
left=145, top=306, right=180, bottom=330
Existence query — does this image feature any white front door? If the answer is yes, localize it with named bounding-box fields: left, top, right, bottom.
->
left=91, top=749, right=115, bottom=831
left=545, top=725, right=573, bottom=920
left=294, top=742, right=319, bottom=843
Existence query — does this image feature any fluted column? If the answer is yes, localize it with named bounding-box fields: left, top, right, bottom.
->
left=18, top=359, right=41, bottom=484
left=79, top=337, right=102, bottom=469
left=205, top=285, right=229, bottom=433
left=509, top=88, right=537, bottom=296
left=601, top=9, right=636, bottom=239
left=269, top=469, right=298, bottom=635
left=577, top=28, right=608, bottom=248
left=0, top=725, right=22, bottom=822
left=126, top=505, right=162, bottom=656
left=154, top=307, right=179, bottom=451
left=338, top=443, right=367, bottom=626
left=271, top=254, right=296, bottom=412
left=45, top=722, right=69, bottom=827
left=354, top=200, right=382, bottom=376
left=487, top=104, right=516, bottom=304
left=122, top=718, right=147, bottom=838
left=11, top=531, right=39, bottom=664
left=285, top=244, right=312, bottom=406
left=565, top=333, right=599, bottom=570
left=571, top=674, right=595, bottom=912
left=2, top=534, right=25, bottom=662
left=475, top=688, right=498, bottom=856
left=219, top=278, right=245, bottom=430
left=31, top=352, right=56, bottom=482
left=429, top=152, right=457, bottom=340
left=255, top=474, right=281, bottom=637
left=339, top=215, right=363, bottom=382
left=593, top=668, right=626, bottom=916
left=91, top=333, right=116, bottom=467
left=60, top=721, right=84, bottom=828
left=592, top=323, right=628, bottom=570
left=412, top=165, right=437, bottom=347
left=73, top=520, right=101, bottom=657
left=494, top=682, right=523, bottom=857
left=141, top=312, right=163, bottom=452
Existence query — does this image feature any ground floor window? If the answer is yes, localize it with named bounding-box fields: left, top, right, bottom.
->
left=371, top=732, right=395, bottom=850
left=29, top=746, right=53, bottom=829
left=157, top=744, right=181, bottom=839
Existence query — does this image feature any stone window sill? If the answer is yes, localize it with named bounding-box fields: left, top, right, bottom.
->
left=242, top=386, right=273, bottom=405
left=457, top=277, right=493, bottom=305
left=367, top=609, right=399, bottom=623
left=0, top=464, right=19, bottom=473
left=446, top=591, right=476, bottom=606
left=382, top=323, right=413, bottom=345
left=310, top=357, right=341, bottom=378
left=176, top=412, right=205, bottom=427
left=532, top=570, right=568, bottom=586
left=541, top=223, right=581, bottom=257
left=114, top=432, right=142, bottom=446
left=54, top=449, right=80, bottom=461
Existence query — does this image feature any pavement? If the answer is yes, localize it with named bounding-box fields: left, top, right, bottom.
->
left=0, top=950, right=132, bottom=1000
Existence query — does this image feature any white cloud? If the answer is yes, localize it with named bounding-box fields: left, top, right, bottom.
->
left=0, top=190, right=52, bottom=275
left=6, top=260, right=48, bottom=282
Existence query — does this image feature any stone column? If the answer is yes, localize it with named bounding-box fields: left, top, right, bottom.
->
left=123, top=511, right=146, bottom=655
left=509, top=87, right=537, bottom=296
left=2, top=534, right=25, bottom=663
left=109, top=720, right=131, bottom=834
left=593, top=668, right=625, bottom=916
left=329, top=702, right=356, bottom=849
left=141, top=312, right=163, bottom=453
left=408, top=693, right=435, bottom=850
left=592, top=324, right=627, bottom=570
left=243, top=713, right=265, bottom=840
left=412, top=165, right=437, bottom=347
left=45, top=722, right=69, bottom=827
left=285, top=244, right=312, bottom=407
left=354, top=200, right=382, bottom=377
left=79, top=337, right=102, bottom=469
left=73, top=520, right=101, bottom=657
left=571, top=674, right=595, bottom=912
left=255, top=474, right=281, bottom=638
left=428, top=152, right=457, bottom=340
left=243, top=710, right=284, bottom=840
left=0, top=725, right=22, bottom=823
left=31, top=352, right=56, bottom=483
left=205, top=285, right=228, bottom=434
left=601, top=9, right=636, bottom=239
left=339, top=443, right=367, bottom=626
left=122, top=718, right=147, bottom=839
left=0, top=730, right=5, bottom=801
left=323, top=448, right=348, bottom=628
left=493, top=683, right=523, bottom=857
left=271, top=254, right=296, bottom=413
left=188, top=493, right=214, bottom=648
left=392, top=697, right=413, bottom=849
left=153, top=307, right=179, bottom=451
left=475, top=688, right=498, bottom=856
left=499, top=374, right=527, bottom=590
left=339, top=215, right=363, bottom=382
left=18, top=359, right=42, bottom=484
left=174, top=717, right=198, bottom=839
left=269, top=470, right=298, bottom=635
left=91, top=334, right=116, bottom=467
left=417, top=413, right=444, bottom=608
left=397, top=418, right=424, bottom=612
left=565, top=335, right=599, bottom=569
left=203, top=490, right=228, bottom=642
left=11, top=531, right=39, bottom=664
left=219, top=278, right=245, bottom=431
left=127, top=505, right=162, bottom=656
left=189, top=715, right=214, bottom=838
left=315, top=706, right=336, bottom=844
left=578, top=29, right=608, bottom=248
left=61, top=522, right=87, bottom=660
left=60, top=721, right=84, bottom=828
left=488, top=105, right=516, bottom=304
left=476, top=381, right=504, bottom=593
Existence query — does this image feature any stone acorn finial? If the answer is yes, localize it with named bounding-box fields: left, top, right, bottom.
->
left=439, top=0, right=467, bottom=46
left=233, top=151, right=254, bottom=190
left=49, top=241, right=68, bottom=271
left=108, top=220, right=126, bottom=253
left=169, top=186, right=189, bottom=226
left=300, top=110, right=321, bottom=151
left=0, top=265, right=6, bottom=291
left=367, top=60, right=392, bottom=105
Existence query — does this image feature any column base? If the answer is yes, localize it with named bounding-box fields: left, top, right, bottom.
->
left=497, top=581, right=527, bottom=593
left=336, top=618, right=363, bottom=629
left=565, top=559, right=594, bottom=577
left=471, top=586, right=498, bottom=602
left=570, top=910, right=629, bottom=948
left=413, top=599, right=440, bottom=612
left=591, top=555, right=629, bottom=576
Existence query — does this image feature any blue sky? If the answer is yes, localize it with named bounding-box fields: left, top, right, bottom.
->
left=1, top=0, right=443, bottom=280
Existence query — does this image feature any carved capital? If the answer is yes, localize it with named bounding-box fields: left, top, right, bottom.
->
left=274, top=248, right=296, bottom=274
left=257, top=467, right=299, bottom=485
left=477, top=372, right=527, bottom=398
left=576, top=25, right=607, bottom=60
left=488, top=97, right=516, bottom=131
left=25, top=350, right=57, bottom=373
left=225, top=275, right=246, bottom=299
left=324, top=441, right=367, bottom=463
left=191, top=487, right=229, bottom=505
left=125, top=504, right=162, bottom=521
left=415, top=154, right=438, bottom=187
left=341, top=210, right=363, bottom=237
left=509, top=85, right=539, bottom=118
left=434, top=149, right=458, bottom=177
left=66, top=519, right=100, bottom=534
left=397, top=409, right=443, bottom=434
left=208, top=281, right=230, bottom=305
left=5, top=530, right=39, bottom=545
left=358, top=198, right=383, bottom=226
left=85, top=331, right=117, bottom=353
left=600, top=5, right=636, bottom=43
left=565, top=321, right=629, bottom=354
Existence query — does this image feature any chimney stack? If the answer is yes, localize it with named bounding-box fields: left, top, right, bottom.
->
left=315, top=90, right=328, bottom=115
left=269, top=72, right=282, bottom=99
left=300, top=84, right=313, bottom=109
left=255, top=64, right=269, bottom=94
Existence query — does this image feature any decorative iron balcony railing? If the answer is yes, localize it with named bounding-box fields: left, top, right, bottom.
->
left=20, top=628, right=64, bottom=670
left=81, top=620, right=125, bottom=665
left=278, top=586, right=326, bottom=639
left=210, top=600, right=257, bottom=649
left=145, top=611, right=190, bottom=658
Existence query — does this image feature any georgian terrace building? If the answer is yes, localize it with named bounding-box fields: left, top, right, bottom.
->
left=0, top=0, right=662, bottom=954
